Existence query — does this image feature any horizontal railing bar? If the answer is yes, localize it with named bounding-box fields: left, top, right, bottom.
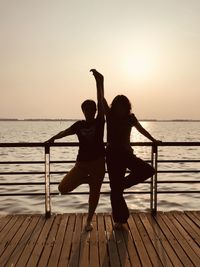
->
left=158, top=171, right=200, bottom=174
left=50, top=180, right=200, bottom=184
left=0, top=182, right=150, bottom=186
left=0, top=141, right=200, bottom=147
left=0, top=193, right=46, bottom=196
left=1, top=190, right=200, bottom=197
left=158, top=160, right=200, bottom=163
left=0, top=161, right=45, bottom=164
left=0, top=172, right=45, bottom=175
left=0, top=160, right=200, bottom=165
left=0, top=191, right=151, bottom=196
left=0, top=161, right=76, bottom=164
left=0, top=180, right=199, bottom=186
left=1, top=160, right=200, bottom=165
left=0, top=183, right=45, bottom=185
left=157, top=180, right=200, bottom=183
left=157, top=190, right=200, bottom=194
left=1, top=170, right=199, bottom=175
left=51, top=191, right=152, bottom=195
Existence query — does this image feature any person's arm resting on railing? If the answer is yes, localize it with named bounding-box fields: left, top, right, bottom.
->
left=135, top=119, right=161, bottom=144
left=45, top=127, right=75, bottom=144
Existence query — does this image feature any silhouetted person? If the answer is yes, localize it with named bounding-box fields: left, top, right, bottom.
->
left=91, top=69, right=161, bottom=229
left=45, top=75, right=105, bottom=231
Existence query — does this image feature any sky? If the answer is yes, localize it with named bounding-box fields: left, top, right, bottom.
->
left=0, top=0, right=200, bottom=120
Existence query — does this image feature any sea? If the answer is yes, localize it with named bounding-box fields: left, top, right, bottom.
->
left=0, top=120, right=200, bottom=215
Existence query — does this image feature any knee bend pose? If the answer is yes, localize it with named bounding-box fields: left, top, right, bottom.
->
left=91, top=69, right=161, bottom=229
left=45, top=75, right=105, bottom=231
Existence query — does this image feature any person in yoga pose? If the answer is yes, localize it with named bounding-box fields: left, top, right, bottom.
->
left=91, top=69, right=161, bottom=228
left=45, top=74, right=105, bottom=231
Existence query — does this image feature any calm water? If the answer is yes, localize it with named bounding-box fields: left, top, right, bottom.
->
left=0, top=120, right=200, bottom=214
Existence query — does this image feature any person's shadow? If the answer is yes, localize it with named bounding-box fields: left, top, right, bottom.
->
left=67, top=218, right=90, bottom=267
left=101, top=216, right=132, bottom=267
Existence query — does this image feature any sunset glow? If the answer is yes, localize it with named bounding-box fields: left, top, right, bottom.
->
left=0, top=0, right=199, bottom=120
left=121, top=52, right=157, bottom=82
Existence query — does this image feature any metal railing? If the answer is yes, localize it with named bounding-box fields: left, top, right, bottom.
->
left=0, top=142, right=200, bottom=217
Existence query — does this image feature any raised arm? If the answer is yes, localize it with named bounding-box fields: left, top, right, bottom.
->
left=90, top=69, right=109, bottom=116
left=45, top=126, right=75, bottom=144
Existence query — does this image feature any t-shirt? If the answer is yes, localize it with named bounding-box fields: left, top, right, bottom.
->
left=106, top=112, right=137, bottom=150
left=70, top=116, right=105, bottom=161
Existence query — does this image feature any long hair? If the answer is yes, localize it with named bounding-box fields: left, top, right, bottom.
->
left=110, top=95, right=132, bottom=117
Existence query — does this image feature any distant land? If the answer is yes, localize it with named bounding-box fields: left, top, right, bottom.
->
left=0, top=118, right=200, bottom=122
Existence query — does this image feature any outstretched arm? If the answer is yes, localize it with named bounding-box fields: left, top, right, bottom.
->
left=45, top=127, right=75, bottom=144
left=90, top=69, right=109, bottom=116
left=135, top=119, right=161, bottom=143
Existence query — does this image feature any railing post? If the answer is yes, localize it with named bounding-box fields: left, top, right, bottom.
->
left=45, top=145, right=51, bottom=218
left=151, top=144, right=158, bottom=215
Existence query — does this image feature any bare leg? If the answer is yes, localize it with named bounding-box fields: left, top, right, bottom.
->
left=84, top=158, right=105, bottom=231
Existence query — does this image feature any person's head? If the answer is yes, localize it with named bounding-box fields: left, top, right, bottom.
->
left=81, top=99, right=97, bottom=121
left=110, top=95, right=132, bottom=118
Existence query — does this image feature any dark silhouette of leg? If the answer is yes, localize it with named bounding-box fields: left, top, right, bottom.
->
left=106, top=149, right=129, bottom=223
left=124, top=153, right=155, bottom=189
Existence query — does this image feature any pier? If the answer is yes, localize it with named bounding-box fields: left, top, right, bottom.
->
left=0, top=142, right=200, bottom=266
left=0, top=212, right=200, bottom=267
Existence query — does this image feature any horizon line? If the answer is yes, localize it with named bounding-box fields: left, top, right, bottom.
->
left=0, top=118, right=200, bottom=122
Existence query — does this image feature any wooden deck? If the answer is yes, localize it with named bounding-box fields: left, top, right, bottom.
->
left=0, top=212, right=200, bottom=267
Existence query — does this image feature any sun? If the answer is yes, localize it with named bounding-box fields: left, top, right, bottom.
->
left=120, top=47, right=158, bottom=83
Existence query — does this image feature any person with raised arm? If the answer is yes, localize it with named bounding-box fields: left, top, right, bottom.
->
left=91, top=69, right=161, bottom=229
left=45, top=73, right=105, bottom=231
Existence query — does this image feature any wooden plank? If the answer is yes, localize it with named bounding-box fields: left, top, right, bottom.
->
left=68, top=213, right=83, bottom=267
left=0, top=215, right=12, bottom=233
left=179, top=212, right=200, bottom=244
left=146, top=213, right=184, bottom=267
left=37, top=214, right=62, bottom=267
left=0, top=215, right=25, bottom=258
left=157, top=213, right=194, bottom=267
left=79, top=213, right=90, bottom=267
left=47, top=214, right=69, bottom=267
left=139, top=213, right=174, bottom=267
left=58, top=214, right=76, bottom=267
left=26, top=215, right=55, bottom=267
left=167, top=212, right=200, bottom=266
left=15, top=215, right=46, bottom=267
left=97, top=213, right=109, bottom=267
left=194, top=211, right=200, bottom=218
left=104, top=214, right=120, bottom=267
left=0, top=215, right=29, bottom=266
left=0, top=215, right=18, bottom=248
left=153, top=213, right=190, bottom=267
left=89, top=214, right=100, bottom=267
left=133, top=213, right=163, bottom=267
left=113, top=221, right=132, bottom=267
left=0, top=212, right=199, bottom=267
left=186, top=211, right=200, bottom=228
left=174, top=212, right=200, bottom=249
left=3, top=215, right=41, bottom=267
left=121, top=222, right=142, bottom=267
left=128, top=214, right=153, bottom=267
